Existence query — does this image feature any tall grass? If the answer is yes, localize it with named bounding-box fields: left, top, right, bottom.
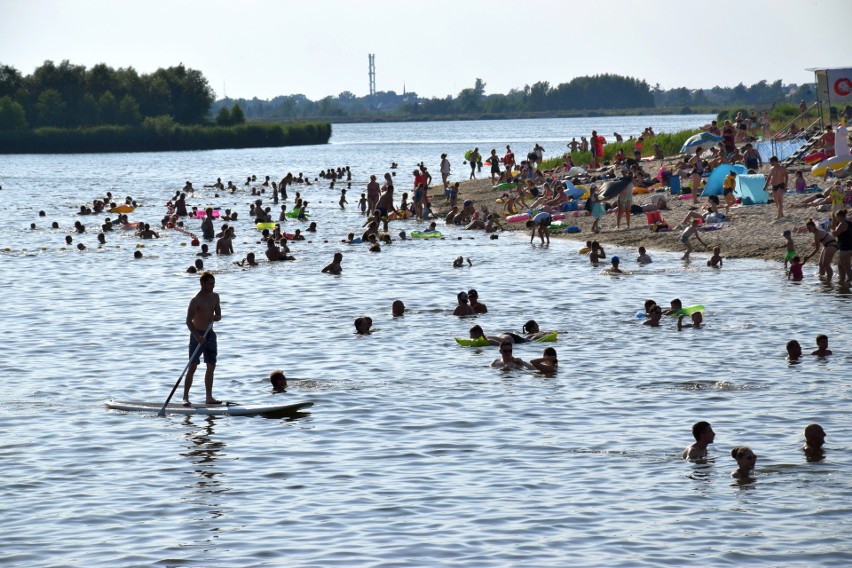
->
left=540, top=128, right=701, bottom=169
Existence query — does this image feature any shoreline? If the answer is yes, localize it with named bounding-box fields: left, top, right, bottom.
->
left=437, top=159, right=838, bottom=263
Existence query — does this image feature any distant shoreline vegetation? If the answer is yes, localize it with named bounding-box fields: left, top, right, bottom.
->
left=216, top=76, right=815, bottom=124
left=0, top=60, right=331, bottom=153
left=0, top=119, right=331, bottom=154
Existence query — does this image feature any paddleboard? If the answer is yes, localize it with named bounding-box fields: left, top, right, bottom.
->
left=105, top=400, right=313, bottom=417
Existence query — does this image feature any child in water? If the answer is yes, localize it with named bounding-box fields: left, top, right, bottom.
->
left=680, top=219, right=707, bottom=260
left=788, top=255, right=805, bottom=281
left=782, top=229, right=796, bottom=270
left=677, top=311, right=703, bottom=330
left=339, top=189, right=348, bottom=209
left=812, top=334, right=832, bottom=356
left=359, top=193, right=367, bottom=215
left=707, top=246, right=723, bottom=268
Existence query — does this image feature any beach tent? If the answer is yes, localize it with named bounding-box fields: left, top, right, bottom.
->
left=701, top=164, right=747, bottom=197
left=681, top=132, right=722, bottom=154
left=735, top=174, right=769, bottom=205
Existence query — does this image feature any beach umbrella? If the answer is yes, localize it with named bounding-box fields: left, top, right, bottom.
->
left=598, top=177, right=634, bottom=200
left=680, top=132, right=722, bottom=154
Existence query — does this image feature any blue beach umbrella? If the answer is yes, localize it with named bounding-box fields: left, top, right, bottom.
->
left=680, top=132, right=722, bottom=154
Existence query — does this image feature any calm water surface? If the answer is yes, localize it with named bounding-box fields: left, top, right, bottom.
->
left=1, top=116, right=851, bottom=567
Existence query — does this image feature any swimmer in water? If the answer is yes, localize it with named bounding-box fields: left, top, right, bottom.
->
left=270, top=369, right=287, bottom=392
left=468, top=324, right=503, bottom=345
left=677, top=312, right=703, bottom=330
left=392, top=300, right=405, bottom=317
left=683, top=421, right=715, bottom=460
left=785, top=339, right=802, bottom=362
left=589, top=241, right=606, bottom=264
left=643, top=304, right=662, bottom=327
left=802, top=424, right=826, bottom=461
left=707, top=246, right=723, bottom=268
left=235, top=252, right=258, bottom=267
left=321, top=252, right=343, bottom=275
left=812, top=334, right=832, bottom=356
left=490, top=340, right=534, bottom=369
left=730, top=446, right=757, bottom=479
left=530, top=347, right=558, bottom=374
left=606, top=256, right=623, bottom=274
left=521, top=319, right=552, bottom=341
left=468, top=289, right=487, bottom=313
left=354, top=316, right=373, bottom=335
left=453, top=291, right=475, bottom=316
left=636, top=246, right=652, bottom=264
left=664, top=298, right=683, bottom=316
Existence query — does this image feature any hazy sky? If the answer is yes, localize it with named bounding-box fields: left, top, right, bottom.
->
left=3, top=0, right=851, bottom=101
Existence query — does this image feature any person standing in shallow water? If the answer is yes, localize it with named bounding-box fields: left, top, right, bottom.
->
left=184, top=272, right=222, bottom=406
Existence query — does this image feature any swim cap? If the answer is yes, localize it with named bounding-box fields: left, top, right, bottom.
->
left=611, top=256, right=620, bottom=263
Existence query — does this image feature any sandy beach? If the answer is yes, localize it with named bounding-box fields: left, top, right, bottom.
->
left=437, top=158, right=841, bottom=262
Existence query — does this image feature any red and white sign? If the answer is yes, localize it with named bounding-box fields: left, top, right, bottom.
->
left=827, top=68, right=852, bottom=102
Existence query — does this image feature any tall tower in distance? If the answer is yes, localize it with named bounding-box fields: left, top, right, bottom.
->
left=368, top=54, right=376, bottom=97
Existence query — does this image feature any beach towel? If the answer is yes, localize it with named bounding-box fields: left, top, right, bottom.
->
left=734, top=174, right=769, bottom=205
left=701, top=164, right=747, bottom=197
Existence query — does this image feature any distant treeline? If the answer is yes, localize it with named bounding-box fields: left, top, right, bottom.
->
left=0, top=60, right=330, bottom=152
left=215, top=75, right=655, bottom=121
left=214, top=75, right=816, bottom=122
left=654, top=79, right=813, bottom=109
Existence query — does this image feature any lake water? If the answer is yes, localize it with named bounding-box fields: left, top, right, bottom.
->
left=1, top=115, right=851, bottom=567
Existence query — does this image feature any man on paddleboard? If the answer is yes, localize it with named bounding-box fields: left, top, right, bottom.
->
left=184, top=272, right=222, bottom=405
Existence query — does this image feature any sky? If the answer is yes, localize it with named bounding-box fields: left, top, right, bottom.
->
left=2, top=0, right=851, bottom=102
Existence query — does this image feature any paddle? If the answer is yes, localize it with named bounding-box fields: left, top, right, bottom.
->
left=158, top=322, right=213, bottom=417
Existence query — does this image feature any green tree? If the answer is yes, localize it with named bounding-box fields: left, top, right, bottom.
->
left=97, top=91, right=120, bottom=124
left=152, top=64, right=214, bottom=124
left=528, top=81, right=551, bottom=111
left=35, top=88, right=67, bottom=127
left=118, top=94, right=141, bottom=125
left=473, top=78, right=486, bottom=98
left=0, top=96, right=28, bottom=130
left=0, top=64, right=24, bottom=99
left=230, top=103, right=245, bottom=124
left=77, top=94, right=99, bottom=126
left=216, top=106, right=231, bottom=126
